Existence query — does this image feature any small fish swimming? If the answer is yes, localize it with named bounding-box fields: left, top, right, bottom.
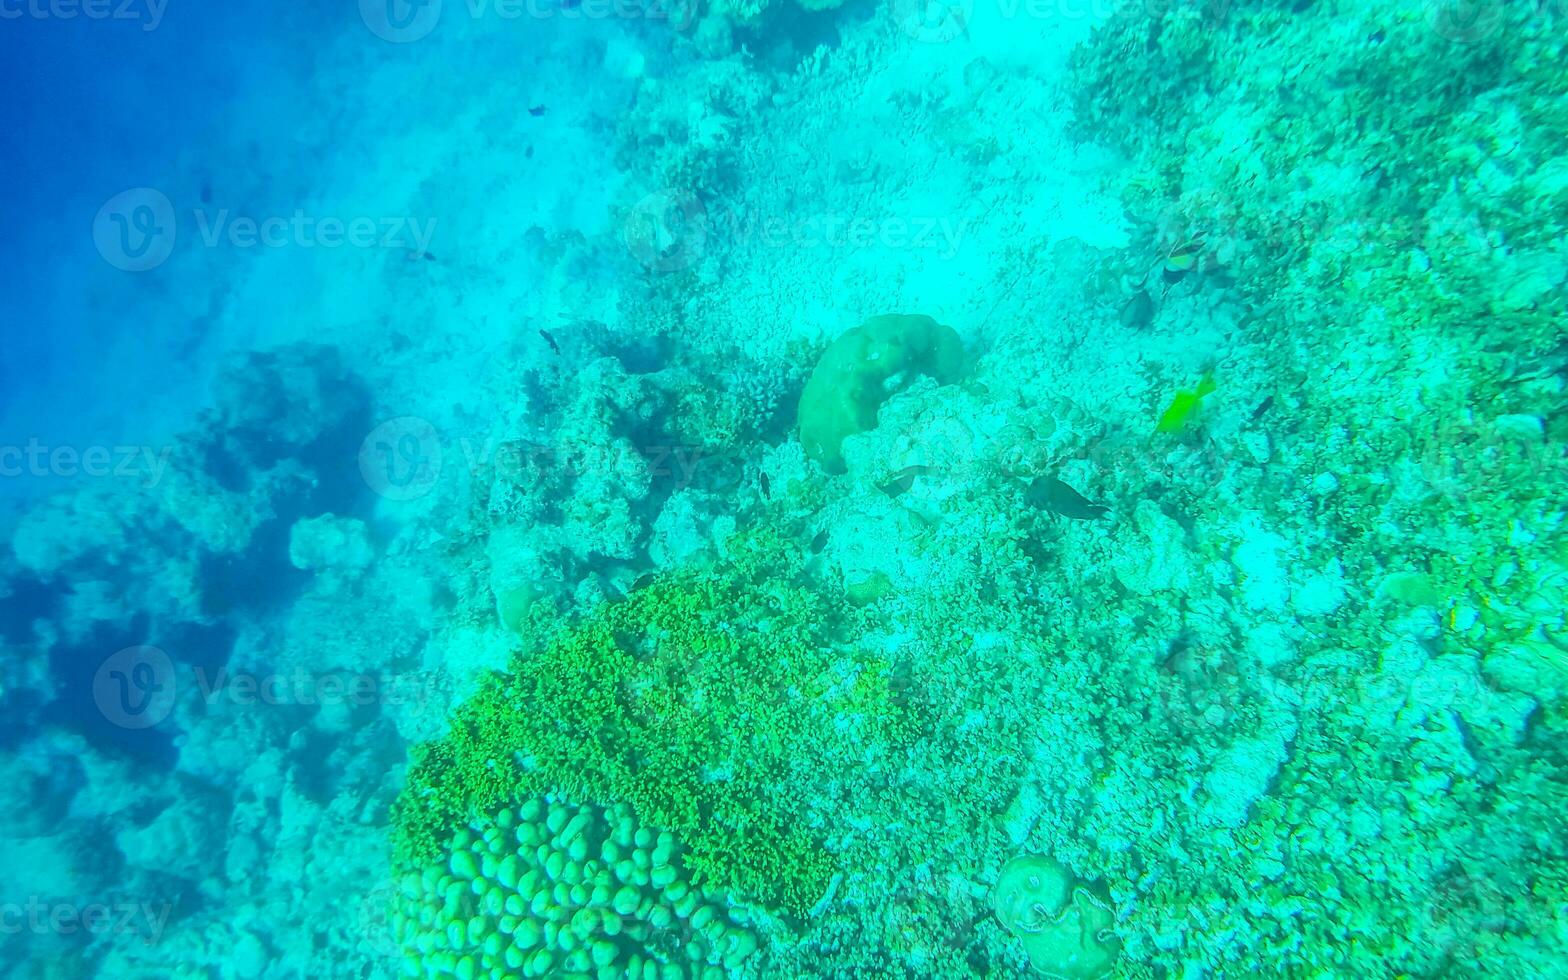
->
left=539, top=329, right=561, bottom=354
left=759, top=471, right=771, bottom=499
left=877, top=464, right=930, bottom=498
left=1162, top=237, right=1203, bottom=284
left=1120, top=288, right=1155, bottom=330
left=528, top=105, right=548, bottom=117
left=1156, top=374, right=1218, bottom=433
left=1027, top=476, right=1110, bottom=521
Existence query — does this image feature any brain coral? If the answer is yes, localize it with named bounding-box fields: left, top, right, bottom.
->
left=798, top=313, right=968, bottom=473
left=393, top=796, right=758, bottom=978
left=993, top=855, right=1119, bottom=979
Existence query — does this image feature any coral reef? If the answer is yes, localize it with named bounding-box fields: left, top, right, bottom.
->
left=393, top=796, right=758, bottom=978
left=798, top=313, right=968, bottom=473
left=993, top=855, right=1119, bottom=979
left=393, top=528, right=907, bottom=920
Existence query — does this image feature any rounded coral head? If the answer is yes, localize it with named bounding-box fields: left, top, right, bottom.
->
left=993, top=854, right=1073, bottom=935
left=992, top=854, right=1120, bottom=979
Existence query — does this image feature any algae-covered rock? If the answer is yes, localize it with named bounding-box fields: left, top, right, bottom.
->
left=798, top=314, right=967, bottom=473
left=993, top=854, right=1119, bottom=979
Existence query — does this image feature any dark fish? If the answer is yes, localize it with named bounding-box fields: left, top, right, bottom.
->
left=199, top=182, right=212, bottom=204
left=809, top=530, right=829, bottom=553
left=529, top=105, right=548, bottom=117
left=877, top=464, right=930, bottom=498
left=539, top=329, right=561, bottom=354
left=1027, top=476, right=1109, bottom=521
left=630, top=572, right=656, bottom=592
left=1250, top=395, right=1274, bottom=422
left=759, top=471, right=771, bottom=499
left=525, top=145, right=534, bottom=158
left=1119, top=288, right=1155, bottom=330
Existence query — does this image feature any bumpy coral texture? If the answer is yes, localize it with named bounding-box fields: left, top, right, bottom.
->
left=798, top=314, right=968, bottom=473
left=394, top=796, right=758, bottom=978
left=393, top=529, right=910, bottom=919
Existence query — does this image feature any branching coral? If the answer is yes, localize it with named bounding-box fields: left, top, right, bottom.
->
left=392, top=528, right=911, bottom=919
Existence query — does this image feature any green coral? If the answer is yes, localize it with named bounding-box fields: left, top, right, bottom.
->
left=798, top=313, right=967, bottom=473
left=993, top=855, right=1119, bottom=980
left=393, top=796, right=758, bottom=978
left=393, top=528, right=909, bottom=918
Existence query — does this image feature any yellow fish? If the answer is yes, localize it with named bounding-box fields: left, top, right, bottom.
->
left=1156, top=374, right=1218, bottom=433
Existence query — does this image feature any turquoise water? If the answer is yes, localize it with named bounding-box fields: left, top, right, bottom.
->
left=2, top=1, right=1566, bottom=977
